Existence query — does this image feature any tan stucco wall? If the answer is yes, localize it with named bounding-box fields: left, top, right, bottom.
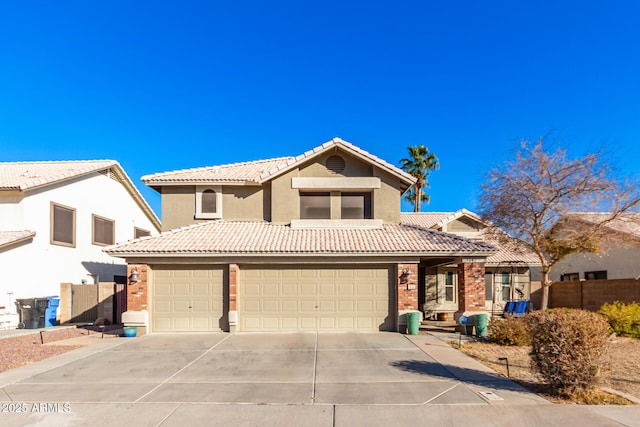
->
left=271, top=168, right=300, bottom=225
left=222, top=186, right=267, bottom=221
left=373, top=166, right=401, bottom=224
left=158, top=150, right=406, bottom=227
left=161, top=186, right=196, bottom=231
left=299, top=152, right=373, bottom=177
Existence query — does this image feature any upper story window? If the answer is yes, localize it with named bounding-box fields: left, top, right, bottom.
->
left=341, top=193, right=372, bottom=219
left=92, top=214, right=115, bottom=246
left=134, top=227, right=151, bottom=239
left=51, top=202, right=76, bottom=247
left=300, top=192, right=331, bottom=219
left=195, top=186, right=222, bottom=219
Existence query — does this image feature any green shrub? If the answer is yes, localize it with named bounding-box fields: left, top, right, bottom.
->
left=527, top=308, right=610, bottom=396
left=488, top=317, right=532, bottom=346
left=599, top=301, right=640, bottom=338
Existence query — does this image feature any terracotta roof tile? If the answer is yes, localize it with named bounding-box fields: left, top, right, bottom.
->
left=565, top=212, right=640, bottom=239
left=0, top=160, right=117, bottom=191
left=142, top=157, right=294, bottom=185
left=401, top=211, right=540, bottom=265
left=106, top=221, right=496, bottom=257
left=140, top=138, right=416, bottom=187
left=0, top=230, right=36, bottom=248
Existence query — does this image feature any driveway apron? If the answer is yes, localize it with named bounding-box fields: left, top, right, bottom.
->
left=1, top=332, right=539, bottom=406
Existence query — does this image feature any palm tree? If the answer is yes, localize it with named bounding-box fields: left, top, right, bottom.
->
left=400, top=145, right=439, bottom=212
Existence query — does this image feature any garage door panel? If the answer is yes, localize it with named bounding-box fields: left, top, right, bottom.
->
left=152, top=266, right=225, bottom=332
left=239, top=265, right=393, bottom=332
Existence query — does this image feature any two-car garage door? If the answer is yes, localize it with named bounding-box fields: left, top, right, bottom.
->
left=239, top=265, right=393, bottom=332
left=151, top=264, right=394, bottom=332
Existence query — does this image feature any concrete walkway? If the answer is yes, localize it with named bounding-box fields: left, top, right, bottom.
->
left=0, top=330, right=637, bottom=426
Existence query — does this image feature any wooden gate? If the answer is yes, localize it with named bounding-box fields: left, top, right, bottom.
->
left=71, top=284, right=98, bottom=323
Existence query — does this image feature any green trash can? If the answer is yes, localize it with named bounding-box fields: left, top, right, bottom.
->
left=475, top=314, right=488, bottom=337
left=406, top=312, right=420, bottom=335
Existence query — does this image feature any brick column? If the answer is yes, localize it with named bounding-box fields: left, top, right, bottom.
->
left=397, top=263, right=419, bottom=332
left=229, top=264, right=238, bottom=332
left=397, top=263, right=419, bottom=311
left=126, top=264, right=149, bottom=311
left=457, top=260, right=486, bottom=312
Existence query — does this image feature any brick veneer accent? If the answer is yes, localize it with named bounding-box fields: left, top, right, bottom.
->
left=397, top=263, right=419, bottom=311
left=458, top=261, right=486, bottom=312
left=127, top=264, right=149, bottom=311
left=229, top=264, right=238, bottom=311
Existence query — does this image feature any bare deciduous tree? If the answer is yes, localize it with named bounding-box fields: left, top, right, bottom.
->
left=478, top=138, right=639, bottom=309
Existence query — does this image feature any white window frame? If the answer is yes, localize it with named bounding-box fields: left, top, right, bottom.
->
left=195, top=186, right=222, bottom=219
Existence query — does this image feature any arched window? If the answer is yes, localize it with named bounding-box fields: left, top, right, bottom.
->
left=202, top=189, right=217, bottom=213
left=195, top=186, right=222, bottom=219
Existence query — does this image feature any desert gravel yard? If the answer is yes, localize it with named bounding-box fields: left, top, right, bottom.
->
left=0, top=327, right=103, bottom=373
left=455, top=335, right=640, bottom=404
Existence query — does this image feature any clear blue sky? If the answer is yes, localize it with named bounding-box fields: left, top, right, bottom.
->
left=2, top=1, right=639, bottom=218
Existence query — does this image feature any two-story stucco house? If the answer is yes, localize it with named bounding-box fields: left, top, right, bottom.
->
left=400, top=209, right=541, bottom=318
left=106, top=138, right=497, bottom=333
left=0, top=160, right=161, bottom=326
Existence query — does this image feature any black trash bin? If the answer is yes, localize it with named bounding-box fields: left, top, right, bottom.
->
left=15, top=298, right=48, bottom=329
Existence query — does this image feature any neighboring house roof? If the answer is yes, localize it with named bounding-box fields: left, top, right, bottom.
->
left=105, top=221, right=496, bottom=258
left=401, top=211, right=541, bottom=266
left=0, top=230, right=36, bottom=249
left=562, top=212, right=640, bottom=241
left=400, top=209, right=487, bottom=230
left=0, top=160, right=161, bottom=231
left=141, top=137, right=417, bottom=191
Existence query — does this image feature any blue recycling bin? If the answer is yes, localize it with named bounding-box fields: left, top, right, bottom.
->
left=45, top=296, right=60, bottom=327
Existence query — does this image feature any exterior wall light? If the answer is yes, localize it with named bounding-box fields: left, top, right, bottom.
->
left=130, top=267, right=139, bottom=283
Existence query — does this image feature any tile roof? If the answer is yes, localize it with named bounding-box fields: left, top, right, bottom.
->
left=564, top=212, right=640, bottom=239
left=0, top=160, right=117, bottom=191
left=140, top=138, right=416, bottom=188
left=142, top=157, right=295, bottom=185
left=0, top=160, right=161, bottom=230
left=401, top=211, right=540, bottom=265
left=0, top=230, right=36, bottom=249
left=105, top=221, right=496, bottom=257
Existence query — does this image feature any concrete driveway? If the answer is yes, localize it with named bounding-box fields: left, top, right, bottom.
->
left=4, top=332, right=635, bottom=426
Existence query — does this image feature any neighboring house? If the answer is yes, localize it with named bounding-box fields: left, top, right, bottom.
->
left=0, top=160, right=161, bottom=326
left=400, top=209, right=541, bottom=318
left=106, top=138, right=497, bottom=333
left=551, top=212, right=640, bottom=282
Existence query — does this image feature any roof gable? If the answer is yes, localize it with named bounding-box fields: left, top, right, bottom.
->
left=400, top=209, right=489, bottom=231
left=140, top=138, right=417, bottom=191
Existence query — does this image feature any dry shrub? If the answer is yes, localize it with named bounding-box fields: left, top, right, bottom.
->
left=599, top=301, right=640, bottom=338
left=527, top=308, right=610, bottom=396
left=488, top=316, right=532, bottom=346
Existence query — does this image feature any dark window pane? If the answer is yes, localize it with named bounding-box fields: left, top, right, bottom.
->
left=94, top=216, right=114, bottom=245
left=341, top=193, right=371, bottom=219
left=202, top=189, right=217, bottom=213
left=53, top=205, right=74, bottom=245
left=300, top=193, right=331, bottom=219
left=485, top=273, right=493, bottom=300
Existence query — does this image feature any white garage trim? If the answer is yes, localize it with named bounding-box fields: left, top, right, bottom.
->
left=238, top=265, right=394, bottom=332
